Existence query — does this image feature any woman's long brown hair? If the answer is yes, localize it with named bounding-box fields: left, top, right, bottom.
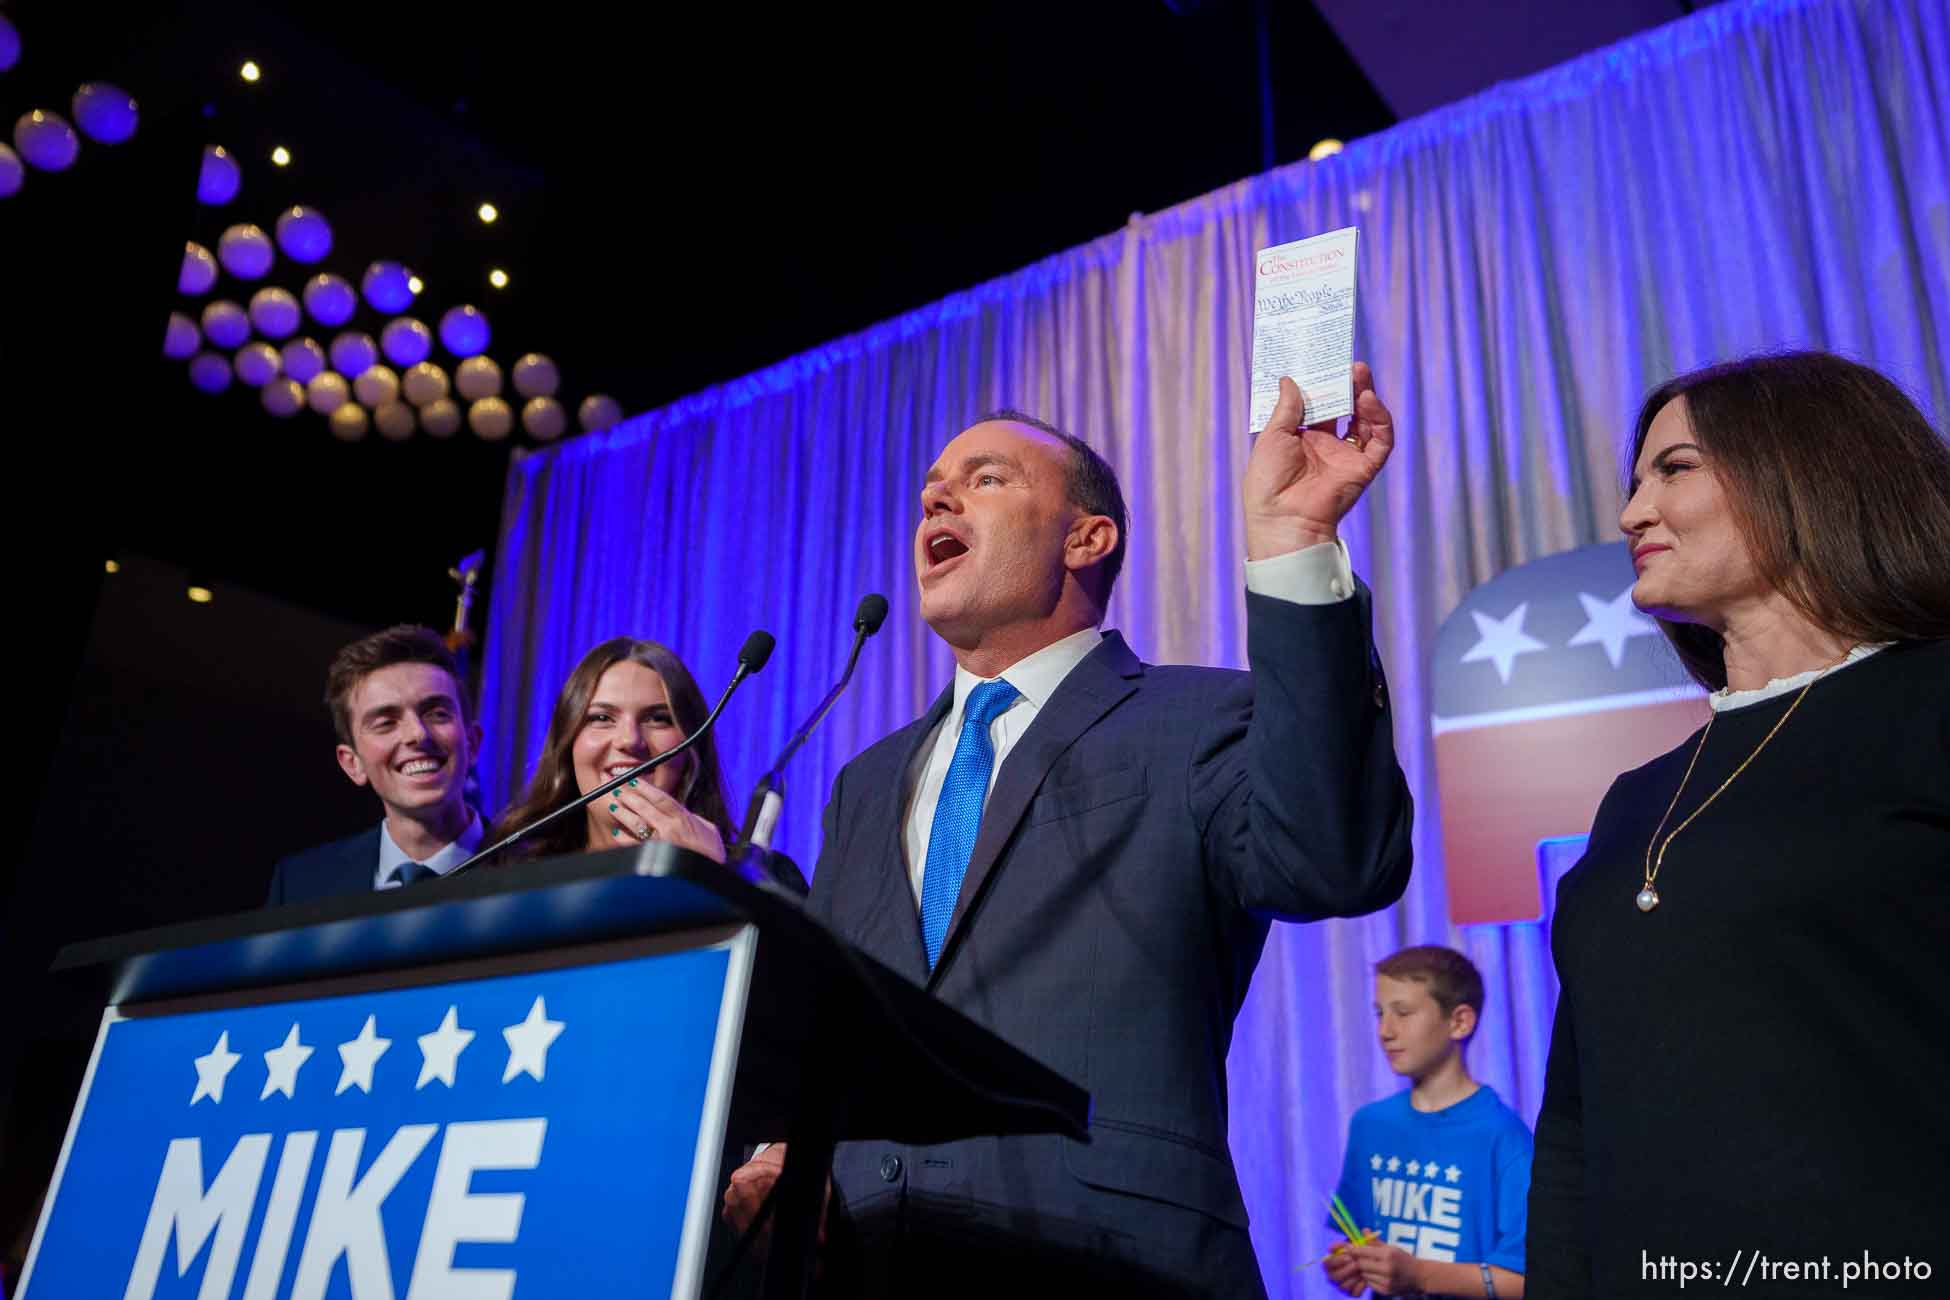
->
left=1628, top=351, right=1950, bottom=689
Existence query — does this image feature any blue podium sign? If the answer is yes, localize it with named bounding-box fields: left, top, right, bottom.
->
left=21, top=933, right=753, bottom=1300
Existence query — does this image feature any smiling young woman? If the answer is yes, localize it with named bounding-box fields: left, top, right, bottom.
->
left=489, top=637, right=735, bottom=863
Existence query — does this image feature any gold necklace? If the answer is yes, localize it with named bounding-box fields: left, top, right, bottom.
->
left=1636, top=676, right=1818, bottom=913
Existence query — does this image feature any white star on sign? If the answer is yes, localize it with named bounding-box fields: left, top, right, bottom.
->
left=417, top=1005, right=475, bottom=1090
left=1406, top=1160, right=1422, bottom=1176
left=501, top=997, right=565, bottom=1084
left=260, top=1024, right=314, bottom=1100
left=1385, top=1156, right=1401, bottom=1173
left=1460, top=602, right=1549, bottom=684
left=190, top=1031, right=241, bottom=1106
left=1369, top=1154, right=1383, bottom=1171
left=1567, top=585, right=1659, bottom=667
left=336, top=1015, right=392, bottom=1096
left=1446, top=1165, right=1462, bottom=1182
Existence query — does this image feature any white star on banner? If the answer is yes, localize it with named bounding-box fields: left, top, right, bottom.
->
left=336, top=1015, right=392, bottom=1096
left=190, top=1031, right=241, bottom=1106
left=1423, top=1155, right=1440, bottom=1177
left=260, top=1024, right=314, bottom=1100
left=1567, top=585, right=1659, bottom=667
left=501, top=997, right=565, bottom=1084
left=417, top=1006, right=475, bottom=1090
left=1385, top=1156, right=1401, bottom=1173
left=1446, top=1165, right=1462, bottom=1182
left=1460, top=603, right=1549, bottom=684
left=1369, top=1154, right=1383, bottom=1171
left=1406, top=1160, right=1422, bottom=1176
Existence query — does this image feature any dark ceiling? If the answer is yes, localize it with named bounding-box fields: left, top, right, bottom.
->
left=7, top=0, right=1394, bottom=631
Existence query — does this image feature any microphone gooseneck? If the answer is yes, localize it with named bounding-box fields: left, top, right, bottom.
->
left=736, top=594, right=888, bottom=848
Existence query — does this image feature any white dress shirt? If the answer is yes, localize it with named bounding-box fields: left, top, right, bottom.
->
left=374, top=810, right=485, bottom=890
left=902, top=538, right=1355, bottom=902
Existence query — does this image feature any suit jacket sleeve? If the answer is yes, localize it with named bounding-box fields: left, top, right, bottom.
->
left=1193, top=584, right=1413, bottom=918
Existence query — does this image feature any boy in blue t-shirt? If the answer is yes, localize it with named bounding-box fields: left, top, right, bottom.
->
left=1325, top=945, right=1531, bottom=1298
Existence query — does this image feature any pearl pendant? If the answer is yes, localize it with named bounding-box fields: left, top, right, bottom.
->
left=1635, top=884, right=1660, bottom=913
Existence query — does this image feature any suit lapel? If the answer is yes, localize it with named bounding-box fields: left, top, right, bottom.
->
left=929, top=632, right=1142, bottom=984
left=849, top=686, right=952, bottom=983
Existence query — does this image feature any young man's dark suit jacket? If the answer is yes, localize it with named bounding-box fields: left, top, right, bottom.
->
left=265, top=828, right=381, bottom=905
left=806, top=589, right=1414, bottom=1298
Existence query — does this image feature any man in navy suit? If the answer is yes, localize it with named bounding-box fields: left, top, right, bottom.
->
left=266, top=625, right=485, bottom=904
left=724, top=370, right=1415, bottom=1295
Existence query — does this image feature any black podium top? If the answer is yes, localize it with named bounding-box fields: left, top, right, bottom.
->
left=51, top=843, right=1090, bottom=1149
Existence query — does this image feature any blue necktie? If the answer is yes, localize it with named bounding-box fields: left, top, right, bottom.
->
left=920, top=679, right=1021, bottom=968
left=392, top=861, right=437, bottom=887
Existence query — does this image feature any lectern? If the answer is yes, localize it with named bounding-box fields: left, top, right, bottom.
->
left=18, top=843, right=1090, bottom=1300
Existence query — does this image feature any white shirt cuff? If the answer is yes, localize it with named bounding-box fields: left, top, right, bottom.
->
left=1244, top=538, right=1355, bottom=605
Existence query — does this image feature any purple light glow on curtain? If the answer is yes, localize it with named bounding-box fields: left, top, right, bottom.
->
left=482, top=1, right=1950, bottom=1291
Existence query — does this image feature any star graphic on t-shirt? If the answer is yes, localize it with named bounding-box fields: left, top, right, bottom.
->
left=1406, top=1160, right=1422, bottom=1176
left=1423, top=1155, right=1440, bottom=1176
left=1386, top=1156, right=1401, bottom=1173
left=1369, top=1154, right=1383, bottom=1171
left=1445, top=1165, right=1463, bottom=1182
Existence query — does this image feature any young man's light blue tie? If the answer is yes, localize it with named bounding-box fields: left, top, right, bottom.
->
left=919, top=679, right=1021, bottom=968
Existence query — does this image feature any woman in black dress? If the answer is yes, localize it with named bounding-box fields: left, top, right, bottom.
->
left=1528, top=352, right=1950, bottom=1297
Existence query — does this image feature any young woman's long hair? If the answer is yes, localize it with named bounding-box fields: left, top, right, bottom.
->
left=490, top=637, right=735, bottom=860
left=1628, top=351, right=1950, bottom=689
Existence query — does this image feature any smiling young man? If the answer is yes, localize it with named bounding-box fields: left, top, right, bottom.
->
left=723, top=371, right=1416, bottom=1297
left=266, top=625, right=484, bottom=904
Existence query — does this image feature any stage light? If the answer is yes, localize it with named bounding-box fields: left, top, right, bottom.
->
left=488, top=268, right=509, bottom=289
left=199, top=300, right=249, bottom=349
left=188, top=585, right=214, bottom=603
left=248, top=287, right=301, bottom=339
left=240, top=61, right=261, bottom=84
left=271, top=145, right=290, bottom=167
left=579, top=394, right=623, bottom=433
left=197, top=145, right=240, bottom=205
left=407, top=275, right=424, bottom=295
left=1308, top=138, right=1345, bottom=161
left=280, top=337, right=326, bottom=383
left=438, top=305, right=490, bottom=357
left=179, top=241, right=218, bottom=295
left=262, top=377, right=305, bottom=417
left=72, top=83, right=140, bottom=145
left=361, top=261, right=414, bottom=312
left=468, top=396, right=514, bottom=440
left=302, top=273, right=356, bottom=326
left=14, top=110, right=80, bottom=172
left=104, top=560, right=120, bottom=575
left=275, top=206, right=332, bottom=262
left=512, top=353, right=559, bottom=398
left=380, top=317, right=432, bottom=367
left=217, top=223, right=275, bottom=279
left=421, top=397, right=461, bottom=437
left=235, top=341, right=281, bottom=386
left=477, top=202, right=498, bottom=224
left=188, top=352, right=233, bottom=393
left=163, top=312, right=201, bottom=360
left=0, top=143, right=21, bottom=199
left=522, top=396, right=567, bottom=440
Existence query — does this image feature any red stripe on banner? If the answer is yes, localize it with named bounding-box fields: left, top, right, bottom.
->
left=1437, top=699, right=1707, bottom=924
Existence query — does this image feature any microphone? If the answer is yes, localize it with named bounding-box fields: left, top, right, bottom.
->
left=447, top=629, right=775, bottom=876
left=737, top=594, right=887, bottom=849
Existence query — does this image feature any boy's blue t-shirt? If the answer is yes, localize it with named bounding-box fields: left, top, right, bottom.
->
left=1331, top=1084, right=1532, bottom=1274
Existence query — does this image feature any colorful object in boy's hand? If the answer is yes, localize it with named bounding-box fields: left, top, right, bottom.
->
left=1297, top=1228, right=1378, bottom=1270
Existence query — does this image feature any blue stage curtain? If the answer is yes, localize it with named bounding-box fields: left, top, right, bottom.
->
left=481, top=1, right=1948, bottom=1289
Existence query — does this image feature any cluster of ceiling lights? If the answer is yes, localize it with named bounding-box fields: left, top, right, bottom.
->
left=1, top=16, right=141, bottom=196
left=162, top=59, right=627, bottom=444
